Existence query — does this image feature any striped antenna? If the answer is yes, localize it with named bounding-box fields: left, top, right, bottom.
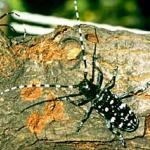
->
left=0, top=12, right=20, bottom=33
left=0, top=12, right=27, bottom=39
left=73, top=0, right=88, bottom=79
left=0, top=12, right=20, bottom=20
left=0, top=84, right=78, bottom=96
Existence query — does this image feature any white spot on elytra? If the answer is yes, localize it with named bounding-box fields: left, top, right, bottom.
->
left=119, top=103, right=126, bottom=109
left=98, top=105, right=101, bottom=109
left=110, top=100, right=114, bottom=105
left=110, top=117, right=116, bottom=123
left=121, top=113, right=124, bottom=116
left=130, top=120, right=133, bottom=124
left=114, top=113, right=117, bottom=116
left=105, top=107, right=109, bottom=112
left=125, top=114, right=129, bottom=120
left=98, top=97, right=103, bottom=101
left=96, top=94, right=99, bottom=98
left=114, top=95, right=118, bottom=98
left=119, top=122, right=123, bottom=128
left=127, top=122, right=131, bottom=126
left=85, top=85, right=89, bottom=89
left=129, top=110, right=132, bottom=114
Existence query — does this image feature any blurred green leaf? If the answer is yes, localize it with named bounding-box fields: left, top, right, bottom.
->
left=6, top=0, right=147, bottom=30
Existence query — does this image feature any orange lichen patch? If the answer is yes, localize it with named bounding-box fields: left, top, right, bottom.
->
left=44, top=101, right=65, bottom=121
left=19, top=39, right=67, bottom=62
left=26, top=112, right=48, bottom=134
left=12, top=44, right=26, bottom=57
left=44, top=91, right=65, bottom=121
left=26, top=101, right=65, bottom=134
left=26, top=91, right=66, bottom=134
left=145, top=115, right=150, bottom=138
left=21, top=80, right=42, bottom=101
left=21, top=87, right=42, bottom=101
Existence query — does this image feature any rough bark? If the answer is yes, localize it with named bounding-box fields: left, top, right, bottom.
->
left=0, top=25, right=150, bottom=150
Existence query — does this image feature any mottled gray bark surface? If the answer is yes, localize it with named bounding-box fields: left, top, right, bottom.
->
left=0, top=25, right=150, bottom=149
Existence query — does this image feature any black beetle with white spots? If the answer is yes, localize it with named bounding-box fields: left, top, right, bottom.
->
left=0, top=0, right=150, bottom=148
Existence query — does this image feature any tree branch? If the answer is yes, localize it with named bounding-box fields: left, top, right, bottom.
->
left=0, top=25, right=150, bottom=149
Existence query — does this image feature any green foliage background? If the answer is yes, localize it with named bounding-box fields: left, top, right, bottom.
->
left=7, top=0, right=148, bottom=30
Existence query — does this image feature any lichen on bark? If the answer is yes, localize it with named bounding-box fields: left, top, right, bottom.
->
left=0, top=25, right=150, bottom=149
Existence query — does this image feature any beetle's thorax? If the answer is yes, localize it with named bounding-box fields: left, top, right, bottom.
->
left=78, top=79, right=99, bottom=99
